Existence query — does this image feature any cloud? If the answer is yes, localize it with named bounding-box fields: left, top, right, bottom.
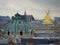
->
left=31, top=0, right=60, bottom=9
left=0, top=0, right=60, bottom=19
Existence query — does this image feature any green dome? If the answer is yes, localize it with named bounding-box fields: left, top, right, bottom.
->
left=5, top=13, right=29, bottom=35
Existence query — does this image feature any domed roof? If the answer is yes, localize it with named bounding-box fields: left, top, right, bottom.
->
left=5, top=14, right=30, bottom=35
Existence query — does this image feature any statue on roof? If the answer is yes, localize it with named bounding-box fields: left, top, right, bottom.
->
left=43, top=10, right=53, bottom=24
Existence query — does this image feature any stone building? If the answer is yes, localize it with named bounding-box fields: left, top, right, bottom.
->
left=29, top=10, right=60, bottom=37
left=3, top=12, right=30, bottom=38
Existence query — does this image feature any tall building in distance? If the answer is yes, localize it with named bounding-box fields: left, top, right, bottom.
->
left=54, top=17, right=60, bottom=26
left=23, top=11, right=35, bottom=23
left=0, top=16, right=10, bottom=25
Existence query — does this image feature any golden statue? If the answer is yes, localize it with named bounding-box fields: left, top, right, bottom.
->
left=43, top=10, right=52, bottom=24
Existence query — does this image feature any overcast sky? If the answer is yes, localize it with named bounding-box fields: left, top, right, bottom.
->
left=0, top=0, right=60, bottom=19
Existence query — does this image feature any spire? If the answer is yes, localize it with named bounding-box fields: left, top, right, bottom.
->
left=24, top=10, right=27, bottom=15
left=43, top=10, right=52, bottom=24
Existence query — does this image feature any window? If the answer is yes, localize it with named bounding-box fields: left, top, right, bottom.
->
left=7, top=31, right=10, bottom=35
left=20, top=31, right=23, bottom=36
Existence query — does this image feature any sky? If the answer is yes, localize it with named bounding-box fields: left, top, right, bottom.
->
left=0, top=0, right=60, bottom=19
